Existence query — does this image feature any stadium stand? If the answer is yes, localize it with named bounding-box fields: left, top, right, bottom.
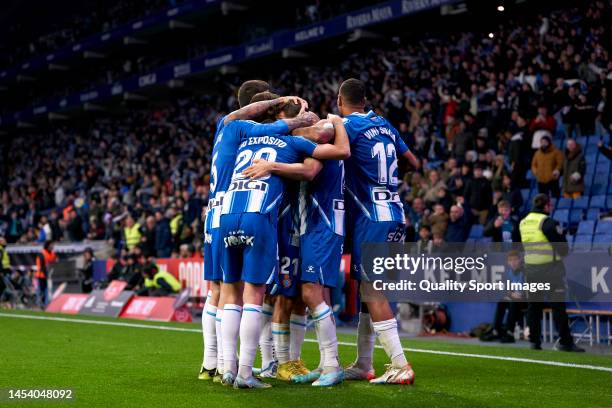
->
left=0, top=0, right=610, bottom=259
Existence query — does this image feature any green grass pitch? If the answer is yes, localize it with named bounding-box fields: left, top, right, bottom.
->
left=1, top=310, right=611, bottom=408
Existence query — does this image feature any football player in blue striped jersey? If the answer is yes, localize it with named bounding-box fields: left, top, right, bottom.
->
left=219, top=100, right=349, bottom=389
left=338, top=78, right=419, bottom=385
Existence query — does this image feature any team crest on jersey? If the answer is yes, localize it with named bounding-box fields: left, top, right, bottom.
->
left=282, top=274, right=292, bottom=288
left=306, top=265, right=315, bottom=273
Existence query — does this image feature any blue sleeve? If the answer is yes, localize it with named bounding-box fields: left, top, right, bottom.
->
left=389, top=123, right=409, bottom=155
left=287, top=136, right=317, bottom=156
left=343, top=118, right=358, bottom=144
left=247, top=119, right=289, bottom=137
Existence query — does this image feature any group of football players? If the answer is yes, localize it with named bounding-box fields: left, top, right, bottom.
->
left=198, top=78, right=420, bottom=389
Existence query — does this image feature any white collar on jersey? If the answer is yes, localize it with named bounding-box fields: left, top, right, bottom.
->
left=349, top=110, right=375, bottom=117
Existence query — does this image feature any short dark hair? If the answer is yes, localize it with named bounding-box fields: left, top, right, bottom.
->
left=497, top=200, right=510, bottom=209
left=339, top=78, right=366, bottom=106
left=250, top=91, right=281, bottom=123
left=237, top=80, right=270, bottom=108
left=507, top=250, right=520, bottom=259
left=250, top=91, right=280, bottom=103
left=276, top=101, right=301, bottom=119
left=532, top=193, right=550, bottom=211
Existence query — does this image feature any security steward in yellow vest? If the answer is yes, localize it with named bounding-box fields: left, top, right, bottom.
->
left=140, top=263, right=181, bottom=297
left=123, top=215, right=142, bottom=252
left=519, top=194, right=583, bottom=352
left=0, top=236, right=10, bottom=296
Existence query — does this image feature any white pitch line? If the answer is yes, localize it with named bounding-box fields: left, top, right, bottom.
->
left=2, top=312, right=612, bottom=373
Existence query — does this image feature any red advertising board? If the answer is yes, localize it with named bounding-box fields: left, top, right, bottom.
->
left=46, top=294, right=90, bottom=314
left=120, top=296, right=178, bottom=322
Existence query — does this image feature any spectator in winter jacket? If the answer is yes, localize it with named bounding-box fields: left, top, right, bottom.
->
left=423, top=203, right=449, bottom=237
left=421, top=170, right=447, bottom=205
left=496, top=174, right=523, bottom=216
left=483, top=200, right=521, bottom=244
left=529, top=106, right=556, bottom=134
left=140, top=215, right=157, bottom=258
left=444, top=205, right=471, bottom=244
left=154, top=210, right=173, bottom=258
left=464, top=164, right=493, bottom=224
left=562, top=139, right=586, bottom=198
left=531, top=135, right=563, bottom=198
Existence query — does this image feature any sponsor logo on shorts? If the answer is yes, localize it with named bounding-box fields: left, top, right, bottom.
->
left=224, top=232, right=255, bottom=247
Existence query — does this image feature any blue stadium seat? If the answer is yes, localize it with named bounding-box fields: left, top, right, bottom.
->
left=586, top=208, right=600, bottom=221
left=576, top=136, right=587, bottom=147
left=570, top=209, right=583, bottom=225
left=590, top=183, right=607, bottom=196
left=552, top=209, right=569, bottom=225
left=573, top=234, right=592, bottom=252
left=572, top=196, right=589, bottom=209
left=585, top=145, right=599, bottom=156
left=577, top=220, right=595, bottom=235
left=520, top=188, right=530, bottom=203
left=608, top=195, right=612, bottom=207
left=464, top=239, right=476, bottom=252
left=469, top=224, right=484, bottom=239
left=585, top=151, right=598, bottom=160
left=586, top=135, right=599, bottom=144
left=557, top=198, right=572, bottom=209
left=596, top=162, right=610, bottom=174
left=526, top=170, right=535, bottom=181
left=592, top=234, right=612, bottom=251
left=594, top=171, right=609, bottom=182
left=590, top=195, right=607, bottom=208
left=595, top=221, right=612, bottom=235
left=550, top=198, right=557, bottom=210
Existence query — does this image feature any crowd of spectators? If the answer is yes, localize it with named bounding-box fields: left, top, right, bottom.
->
left=2, top=0, right=185, bottom=67
left=1, top=1, right=610, bottom=257
left=1, top=97, right=216, bottom=259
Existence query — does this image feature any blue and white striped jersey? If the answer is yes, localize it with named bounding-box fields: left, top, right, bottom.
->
left=299, top=160, right=345, bottom=236
left=206, top=117, right=289, bottom=229
left=221, top=134, right=316, bottom=216
left=343, top=110, right=409, bottom=223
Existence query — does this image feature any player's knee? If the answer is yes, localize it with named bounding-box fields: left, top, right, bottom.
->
left=301, top=283, right=323, bottom=308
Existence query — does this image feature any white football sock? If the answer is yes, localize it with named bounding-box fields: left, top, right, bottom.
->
left=215, top=309, right=224, bottom=373
left=272, top=322, right=290, bottom=364
left=222, top=304, right=242, bottom=375
left=259, top=302, right=275, bottom=369
left=356, top=312, right=375, bottom=369
left=311, top=303, right=340, bottom=371
left=238, top=304, right=263, bottom=379
left=373, top=318, right=408, bottom=368
left=289, top=313, right=307, bottom=361
left=202, top=302, right=217, bottom=370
